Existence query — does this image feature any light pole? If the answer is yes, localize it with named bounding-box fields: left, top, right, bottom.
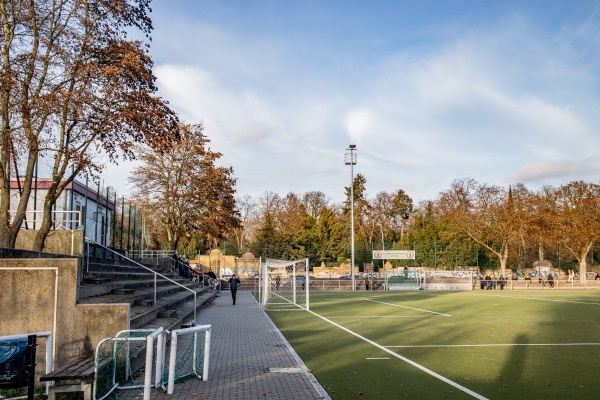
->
left=380, top=223, right=385, bottom=272
left=345, top=144, right=357, bottom=291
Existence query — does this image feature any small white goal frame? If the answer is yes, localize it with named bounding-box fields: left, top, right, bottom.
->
left=166, top=324, right=211, bottom=395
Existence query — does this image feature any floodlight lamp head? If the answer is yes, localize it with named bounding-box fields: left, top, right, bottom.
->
left=349, top=144, right=356, bottom=149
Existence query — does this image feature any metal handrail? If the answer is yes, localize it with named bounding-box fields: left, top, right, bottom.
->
left=84, top=238, right=198, bottom=323
left=9, top=209, right=82, bottom=229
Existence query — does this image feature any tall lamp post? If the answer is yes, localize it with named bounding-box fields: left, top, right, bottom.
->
left=345, top=144, right=357, bottom=291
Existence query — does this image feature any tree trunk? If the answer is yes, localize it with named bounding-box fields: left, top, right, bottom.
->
left=576, top=243, right=593, bottom=284
left=0, top=220, right=16, bottom=248
left=496, top=240, right=509, bottom=276
left=32, top=198, right=56, bottom=252
left=579, top=258, right=587, bottom=284
left=499, top=251, right=508, bottom=276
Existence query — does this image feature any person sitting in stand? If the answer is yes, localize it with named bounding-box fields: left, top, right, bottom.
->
left=207, top=268, right=217, bottom=289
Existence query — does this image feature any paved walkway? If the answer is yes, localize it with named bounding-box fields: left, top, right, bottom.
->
left=121, top=290, right=329, bottom=399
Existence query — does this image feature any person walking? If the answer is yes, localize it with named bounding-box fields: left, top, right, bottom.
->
left=228, top=274, right=241, bottom=305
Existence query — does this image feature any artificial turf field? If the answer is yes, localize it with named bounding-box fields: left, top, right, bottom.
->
left=267, top=290, right=600, bottom=400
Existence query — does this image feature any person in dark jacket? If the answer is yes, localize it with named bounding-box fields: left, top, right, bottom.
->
left=228, top=274, right=241, bottom=305
left=548, top=272, right=554, bottom=288
left=207, top=268, right=217, bottom=289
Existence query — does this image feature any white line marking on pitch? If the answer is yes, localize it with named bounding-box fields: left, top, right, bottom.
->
left=366, top=299, right=451, bottom=316
left=366, top=357, right=390, bottom=360
left=475, top=293, right=600, bottom=305
left=324, top=315, right=429, bottom=319
left=386, top=343, right=600, bottom=348
left=307, top=309, right=488, bottom=400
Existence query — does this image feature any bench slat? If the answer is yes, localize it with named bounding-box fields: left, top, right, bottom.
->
left=40, top=357, right=96, bottom=381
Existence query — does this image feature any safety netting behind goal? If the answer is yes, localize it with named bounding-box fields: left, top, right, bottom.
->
left=160, top=325, right=211, bottom=395
left=260, top=258, right=309, bottom=311
left=95, top=328, right=165, bottom=400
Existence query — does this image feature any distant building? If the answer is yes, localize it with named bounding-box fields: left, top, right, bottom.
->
left=8, top=178, right=115, bottom=247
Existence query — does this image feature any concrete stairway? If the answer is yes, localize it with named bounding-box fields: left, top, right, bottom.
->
left=79, top=256, right=218, bottom=331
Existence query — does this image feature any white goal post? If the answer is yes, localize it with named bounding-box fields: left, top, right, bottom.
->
left=260, top=258, right=309, bottom=311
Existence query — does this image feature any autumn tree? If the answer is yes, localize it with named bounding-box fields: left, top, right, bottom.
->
left=129, top=123, right=239, bottom=251
left=550, top=181, right=600, bottom=282
left=371, top=189, right=413, bottom=247
left=276, top=192, right=307, bottom=244
left=508, top=183, right=538, bottom=270
left=302, top=191, right=330, bottom=219
left=438, top=178, right=520, bottom=275
left=0, top=0, right=177, bottom=250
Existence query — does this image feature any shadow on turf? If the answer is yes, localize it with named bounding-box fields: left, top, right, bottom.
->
left=500, top=334, right=528, bottom=382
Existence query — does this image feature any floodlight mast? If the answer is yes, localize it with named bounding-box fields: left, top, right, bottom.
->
left=345, top=144, right=357, bottom=291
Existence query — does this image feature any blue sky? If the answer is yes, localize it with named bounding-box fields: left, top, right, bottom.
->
left=105, top=0, right=600, bottom=204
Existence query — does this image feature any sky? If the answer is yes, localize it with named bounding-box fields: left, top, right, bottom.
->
left=104, top=0, right=600, bottom=204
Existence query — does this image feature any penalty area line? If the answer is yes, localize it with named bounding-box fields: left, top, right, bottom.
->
left=366, top=299, right=451, bottom=316
left=324, top=315, right=430, bottom=319
left=386, top=343, right=600, bottom=348
left=475, top=293, right=600, bottom=306
left=307, top=309, right=488, bottom=400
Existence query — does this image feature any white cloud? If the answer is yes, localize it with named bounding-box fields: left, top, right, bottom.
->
left=508, top=157, right=600, bottom=185
left=127, top=6, right=600, bottom=204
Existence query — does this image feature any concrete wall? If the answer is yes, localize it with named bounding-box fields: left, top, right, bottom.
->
left=15, top=229, right=84, bottom=256
left=0, top=258, right=129, bottom=368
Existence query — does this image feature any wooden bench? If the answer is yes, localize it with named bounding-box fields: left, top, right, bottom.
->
left=40, top=357, right=95, bottom=400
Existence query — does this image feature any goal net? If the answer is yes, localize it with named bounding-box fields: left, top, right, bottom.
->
left=260, top=258, right=309, bottom=311
left=384, top=269, right=421, bottom=290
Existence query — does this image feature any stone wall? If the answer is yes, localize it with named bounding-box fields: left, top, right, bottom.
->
left=0, top=258, right=129, bottom=367
left=14, top=229, right=84, bottom=256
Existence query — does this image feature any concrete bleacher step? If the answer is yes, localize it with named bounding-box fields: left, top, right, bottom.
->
left=129, top=286, right=209, bottom=329
left=79, top=278, right=196, bottom=304
left=134, top=299, right=155, bottom=307
left=80, top=255, right=217, bottom=331
left=157, top=309, right=178, bottom=318
left=111, top=288, right=135, bottom=295
left=136, top=290, right=217, bottom=331
left=83, top=276, right=112, bottom=284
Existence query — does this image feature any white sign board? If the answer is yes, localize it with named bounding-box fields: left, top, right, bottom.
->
left=372, top=250, right=415, bottom=260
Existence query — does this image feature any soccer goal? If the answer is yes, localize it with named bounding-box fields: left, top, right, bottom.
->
left=384, top=269, right=421, bottom=290
left=260, top=258, right=309, bottom=311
